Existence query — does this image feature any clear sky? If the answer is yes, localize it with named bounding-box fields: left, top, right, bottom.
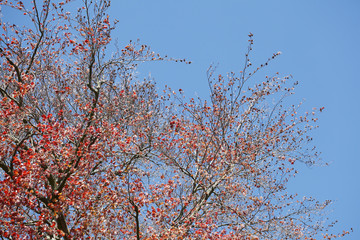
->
left=3, top=0, right=359, bottom=238
left=110, top=0, right=360, bottom=238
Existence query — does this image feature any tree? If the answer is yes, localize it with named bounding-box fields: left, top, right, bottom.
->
left=0, top=0, right=349, bottom=239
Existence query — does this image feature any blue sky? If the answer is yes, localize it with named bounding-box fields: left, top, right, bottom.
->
left=3, top=0, right=359, bottom=238
left=110, top=0, right=360, bottom=238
